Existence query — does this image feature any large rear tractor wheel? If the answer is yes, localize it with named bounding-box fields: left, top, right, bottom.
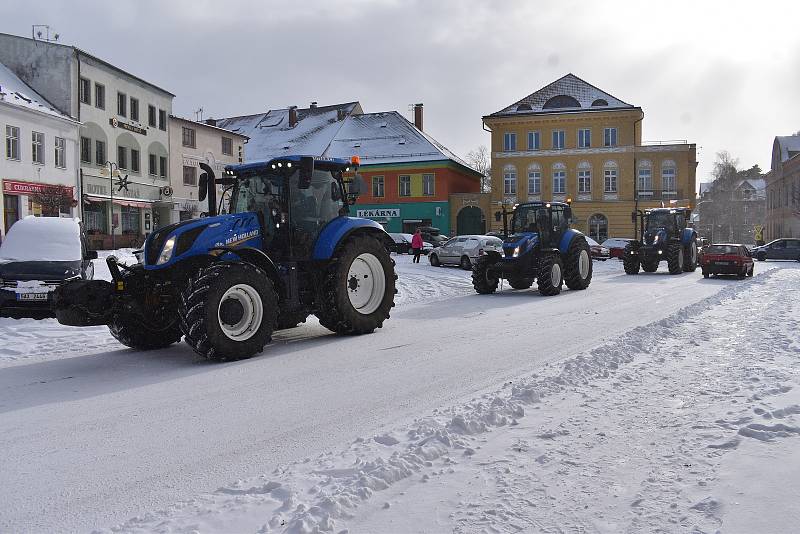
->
left=179, top=262, right=278, bottom=361
left=472, top=256, right=499, bottom=294
left=537, top=253, right=564, bottom=296
left=508, top=277, right=533, bottom=290
left=564, top=235, right=592, bottom=290
left=317, top=235, right=396, bottom=335
left=667, top=242, right=684, bottom=275
left=683, top=240, right=698, bottom=272
left=623, top=243, right=641, bottom=275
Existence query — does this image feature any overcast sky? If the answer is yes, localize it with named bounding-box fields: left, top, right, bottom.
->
left=2, top=0, right=798, bottom=183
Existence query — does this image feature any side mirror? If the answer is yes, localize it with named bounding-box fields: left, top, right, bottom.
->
left=299, top=156, right=314, bottom=189
left=348, top=173, right=365, bottom=196
left=331, top=181, right=342, bottom=201
left=198, top=173, right=208, bottom=202
left=86, top=250, right=98, bottom=260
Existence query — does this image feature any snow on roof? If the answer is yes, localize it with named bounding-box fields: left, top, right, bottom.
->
left=488, top=73, right=634, bottom=117
left=0, top=216, right=82, bottom=261
left=775, top=135, right=800, bottom=162
left=0, top=61, right=76, bottom=121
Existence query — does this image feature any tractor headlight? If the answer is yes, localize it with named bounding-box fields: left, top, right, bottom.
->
left=156, top=236, right=177, bottom=265
left=653, top=234, right=660, bottom=244
left=512, top=246, right=521, bottom=258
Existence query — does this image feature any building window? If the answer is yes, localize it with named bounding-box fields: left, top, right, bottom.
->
left=553, top=169, right=566, bottom=194
left=604, top=127, right=617, bottom=147
left=182, top=127, right=196, bottom=148
left=527, top=168, right=541, bottom=195
left=422, top=173, right=435, bottom=196
left=131, top=149, right=140, bottom=173
left=662, top=165, right=677, bottom=192
left=149, top=153, right=157, bottom=176
left=503, top=166, right=517, bottom=195
left=503, top=132, right=516, bottom=152
left=130, top=97, right=139, bottom=122
left=95, top=140, right=106, bottom=165
left=183, top=165, right=197, bottom=186
left=117, top=146, right=127, bottom=170
left=527, top=131, right=540, bottom=150
left=372, top=176, right=384, bottom=197
left=578, top=128, right=591, bottom=148
left=399, top=175, right=411, bottom=197
left=578, top=169, right=591, bottom=193
left=158, top=109, right=167, bottom=131
left=54, top=137, right=66, bottom=168
left=638, top=167, right=653, bottom=192
left=80, top=136, right=91, bottom=163
left=604, top=168, right=618, bottom=193
left=159, top=156, right=167, bottom=178
left=117, top=92, right=127, bottom=117
left=6, top=125, right=20, bottom=160
left=79, top=77, right=91, bottom=104
left=84, top=201, right=106, bottom=233
left=552, top=130, right=565, bottom=149
left=31, top=131, right=44, bottom=164
left=121, top=206, right=140, bottom=234
left=95, top=83, right=105, bottom=110
left=222, top=136, right=233, bottom=156
left=148, top=105, right=156, bottom=127
left=588, top=213, right=608, bottom=242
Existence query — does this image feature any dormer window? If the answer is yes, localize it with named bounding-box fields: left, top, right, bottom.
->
left=516, top=103, right=532, bottom=111
left=591, top=99, right=609, bottom=106
left=543, top=95, right=581, bottom=109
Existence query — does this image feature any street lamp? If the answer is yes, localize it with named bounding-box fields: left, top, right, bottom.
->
left=102, top=160, right=120, bottom=249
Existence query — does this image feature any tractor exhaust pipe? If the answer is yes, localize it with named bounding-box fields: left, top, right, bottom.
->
left=198, top=163, right=217, bottom=217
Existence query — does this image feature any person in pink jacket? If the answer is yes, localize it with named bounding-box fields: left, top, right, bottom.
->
left=411, top=229, right=424, bottom=263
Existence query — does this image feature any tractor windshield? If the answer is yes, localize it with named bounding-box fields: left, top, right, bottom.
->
left=511, top=205, right=548, bottom=234
left=646, top=211, right=675, bottom=232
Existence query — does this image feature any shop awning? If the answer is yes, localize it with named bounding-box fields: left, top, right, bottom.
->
left=83, top=194, right=153, bottom=208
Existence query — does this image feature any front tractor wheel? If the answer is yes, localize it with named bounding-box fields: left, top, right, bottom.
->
left=179, top=262, right=278, bottom=361
left=564, top=236, right=592, bottom=290
left=623, top=243, right=641, bottom=275
left=667, top=242, right=684, bottom=275
left=537, top=253, right=564, bottom=296
left=317, top=235, right=396, bottom=335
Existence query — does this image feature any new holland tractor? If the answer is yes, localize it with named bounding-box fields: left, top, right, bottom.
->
left=53, top=156, right=397, bottom=361
left=623, top=207, right=699, bottom=275
left=472, top=201, right=592, bottom=296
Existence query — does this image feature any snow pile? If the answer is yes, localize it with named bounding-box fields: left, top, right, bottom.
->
left=0, top=216, right=82, bottom=262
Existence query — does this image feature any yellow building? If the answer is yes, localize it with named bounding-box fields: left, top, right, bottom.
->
left=483, top=74, right=697, bottom=241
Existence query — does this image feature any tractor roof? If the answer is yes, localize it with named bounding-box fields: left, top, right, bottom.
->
left=226, top=155, right=353, bottom=174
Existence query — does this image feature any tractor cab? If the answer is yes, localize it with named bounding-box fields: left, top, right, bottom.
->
left=507, top=201, right=571, bottom=247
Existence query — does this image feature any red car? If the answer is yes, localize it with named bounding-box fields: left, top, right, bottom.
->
left=601, top=238, right=633, bottom=259
left=700, top=244, right=754, bottom=279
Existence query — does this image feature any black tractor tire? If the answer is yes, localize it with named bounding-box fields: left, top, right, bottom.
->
left=642, top=258, right=659, bottom=272
left=429, top=253, right=441, bottom=267
left=316, top=235, right=396, bottom=335
left=623, top=242, right=641, bottom=275
left=683, top=240, right=698, bottom=272
left=564, top=235, right=592, bottom=290
left=472, top=256, right=499, bottom=294
left=460, top=255, right=472, bottom=270
left=667, top=242, right=684, bottom=275
left=507, top=277, right=533, bottom=290
left=537, top=253, right=564, bottom=296
left=109, top=314, right=182, bottom=350
left=179, top=262, right=278, bottom=361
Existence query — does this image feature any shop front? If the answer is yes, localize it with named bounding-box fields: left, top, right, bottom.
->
left=2, top=180, right=76, bottom=234
left=354, top=201, right=450, bottom=235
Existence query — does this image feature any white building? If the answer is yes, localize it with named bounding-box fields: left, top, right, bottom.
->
left=0, top=33, right=175, bottom=249
left=0, top=61, right=80, bottom=240
left=168, top=116, right=246, bottom=221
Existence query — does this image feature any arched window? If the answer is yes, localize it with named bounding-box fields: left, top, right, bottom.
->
left=577, top=161, right=591, bottom=194
left=516, top=103, right=532, bottom=111
left=552, top=163, right=566, bottom=195
left=603, top=160, right=618, bottom=193
left=527, top=163, right=541, bottom=195
left=543, top=95, right=581, bottom=109
left=503, top=165, right=517, bottom=195
left=588, top=213, right=608, bottom=242
left=638, top=160, right=653, bottom=192
left=661, top=160, right=677, bottom=193
left=591, top=99, right=609, bottom=107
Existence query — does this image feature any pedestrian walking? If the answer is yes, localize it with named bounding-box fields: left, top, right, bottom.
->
left=411, top=228, right=423, bottom=263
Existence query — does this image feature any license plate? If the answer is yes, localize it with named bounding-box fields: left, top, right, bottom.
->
left=18, top=293, right=49, bottom=301
left=715, top=261, right=730, bottom=265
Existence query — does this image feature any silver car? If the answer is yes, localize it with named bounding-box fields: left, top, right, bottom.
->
left=428, top=235, right=504, bottom=270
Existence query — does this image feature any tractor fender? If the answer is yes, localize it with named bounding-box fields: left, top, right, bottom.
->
left=681, top=228, right=696, bottom=245
left=558, top=228, right=585, bottom=254
left=207, top=246, right=285, bottom=296
left=312, top=217, right=390, bottom=260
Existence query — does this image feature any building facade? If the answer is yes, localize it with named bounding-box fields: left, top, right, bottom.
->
left=1, top=62, right=81, bottom=238
left=0, top=32, right=175, bottom=249
left=483, top=74, right=697, bottom=241
left=765, top=135, right=800, bottom=240
left=168, top=116, right=246, bottom=221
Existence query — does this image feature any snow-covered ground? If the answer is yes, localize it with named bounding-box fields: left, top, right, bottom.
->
left=0, top=253, right=797, bottom=533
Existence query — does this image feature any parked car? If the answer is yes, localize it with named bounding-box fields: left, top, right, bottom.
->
left=417, top=226, right=450, bottom=248
left=0, top=216, right=97, bottom=319
left=585, top=236, right=610, bottom=261
left=429, top=235, right=504, bottom=270
left=700, top=243, right=754, bottom=278
left=601, top=238, right=634, bottom=259
left=387, top=233, right=433, bottom=255
left=751, top=238, right=800, bottom=262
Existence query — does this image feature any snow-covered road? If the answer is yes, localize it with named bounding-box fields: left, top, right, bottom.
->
left=0, top=255, right=790, bottom=532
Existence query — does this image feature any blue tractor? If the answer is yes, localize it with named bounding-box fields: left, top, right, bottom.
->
left=53, top=156, right=397, bottom=361
left=623, top=207, right=699, bottom=275
left=472, top=201, right=592, bottom=295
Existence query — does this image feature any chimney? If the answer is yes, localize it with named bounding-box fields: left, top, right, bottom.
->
left=289, top=106, right=298, bottom=127
left=205, top=118, right=217, bottom=127
left=310, top=101, right=318, bottom=109
left=413, top=103, right=423, bottom=131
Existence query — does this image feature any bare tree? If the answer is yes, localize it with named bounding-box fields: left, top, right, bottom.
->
left=29, top=185, right=74, bottom=216
left=466, top=145, right=491, bottom=193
